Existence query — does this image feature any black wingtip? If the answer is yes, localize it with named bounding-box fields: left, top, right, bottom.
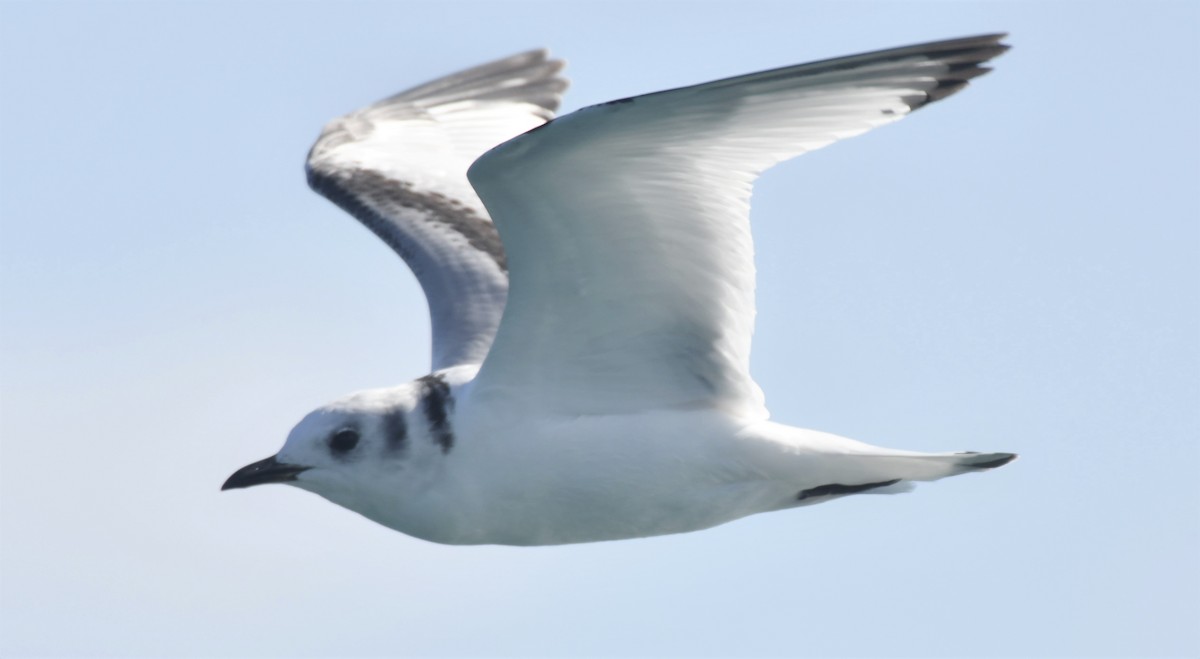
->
left=901, top=35, right=1010, bottom=109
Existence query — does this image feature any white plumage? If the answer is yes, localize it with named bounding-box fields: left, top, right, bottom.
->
left=305, top=50, right=565, bottom=369
left=225, top=35, right=1016, bottom=546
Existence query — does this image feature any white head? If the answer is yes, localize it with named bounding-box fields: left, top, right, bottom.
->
left=223, top=373, right=459, bottom=529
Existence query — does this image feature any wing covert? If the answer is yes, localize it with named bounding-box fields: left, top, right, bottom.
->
left=306, top=50, right=568, bottom=370
left=466, top=35, right=1007, bottom=417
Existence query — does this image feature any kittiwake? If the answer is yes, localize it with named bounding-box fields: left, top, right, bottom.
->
left=224, top=35, right=1017, bottom=546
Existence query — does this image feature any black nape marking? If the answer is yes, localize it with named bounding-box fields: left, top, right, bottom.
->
left=383, top=407, right=408, bottom=453
left=418, top=373, right=454, bottom=453
left=797, top=479, right=901, bottom=501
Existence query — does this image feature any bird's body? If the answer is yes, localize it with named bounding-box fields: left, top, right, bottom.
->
left=276, top=364, right=1006, bottom=545
left=225, top=36, right=1016, bottom=545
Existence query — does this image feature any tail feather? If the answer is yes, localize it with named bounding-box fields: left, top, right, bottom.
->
left=858, top=450, right=1018, bottom=482
left=749, top=423, right=1016, bottom=506
left=957, top=451, right=1018, bottom=470
left=786, top=452, right=1015, bottom=507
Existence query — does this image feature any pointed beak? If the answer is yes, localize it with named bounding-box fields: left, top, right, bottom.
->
left=222, top=455, right=310, bottom=490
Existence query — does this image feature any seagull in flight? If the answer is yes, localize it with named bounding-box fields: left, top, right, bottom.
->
left=224, top=35, right=1016, bottom=545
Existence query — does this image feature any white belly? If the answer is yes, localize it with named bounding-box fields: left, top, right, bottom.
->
left=389, top=409, right=792, bottom=545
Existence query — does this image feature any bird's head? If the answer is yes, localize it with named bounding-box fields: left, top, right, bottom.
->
left=222, top=377, right=456, bottom=514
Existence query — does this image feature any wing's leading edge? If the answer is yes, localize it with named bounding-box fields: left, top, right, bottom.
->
left=468, top=35, right=1007, bottom=417
left=307, top=50, right=568, bottom=370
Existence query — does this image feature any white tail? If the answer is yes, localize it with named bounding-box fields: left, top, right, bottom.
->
left=749, top=422, right=1017, bottom=505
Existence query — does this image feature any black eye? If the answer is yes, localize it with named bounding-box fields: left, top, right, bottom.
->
left=329, top=428, right=360, bottom=454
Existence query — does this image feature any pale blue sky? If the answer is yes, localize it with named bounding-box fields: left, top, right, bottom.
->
left=1, top=1, right=1197, bottom=657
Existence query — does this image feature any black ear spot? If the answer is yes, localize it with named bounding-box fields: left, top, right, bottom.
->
left=329, top=428, right=360, bottom=454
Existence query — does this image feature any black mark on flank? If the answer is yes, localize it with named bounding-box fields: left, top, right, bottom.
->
left=418, top=373, right=454, bottom=453
left=797, top=479, right=901, bottom=501
left=383, top=407, right=408, bottom=453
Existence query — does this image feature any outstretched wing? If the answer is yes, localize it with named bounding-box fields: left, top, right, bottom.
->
left=307, top=50, right=568, bottom=370
left=466, top=35, right=1007, bottom=418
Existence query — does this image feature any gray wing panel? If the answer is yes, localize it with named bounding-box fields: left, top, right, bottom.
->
left=308, top=167, right=508, bottom=370
left=304, top=50, right=568, bottom=370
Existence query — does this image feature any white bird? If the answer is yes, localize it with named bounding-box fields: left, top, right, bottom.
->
left=224, top=36, right=1016, bottom=546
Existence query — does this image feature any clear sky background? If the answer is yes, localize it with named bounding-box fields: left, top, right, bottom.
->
left=1, top=1, right=1197, bottom=657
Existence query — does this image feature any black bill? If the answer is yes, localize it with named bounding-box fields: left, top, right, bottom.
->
left=222, top=455, right=310, bottom=490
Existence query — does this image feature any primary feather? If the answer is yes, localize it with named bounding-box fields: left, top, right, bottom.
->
left=226, top=36, right=1016, bottom=547
left=306, top=50, right=568, bottom=370
left=468, top=34, right=1008, bottom=417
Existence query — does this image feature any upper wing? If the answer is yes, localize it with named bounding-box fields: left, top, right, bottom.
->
left=466, top=35, right=1007, bottom=418
left=306, top=50, right=568, bottom=370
